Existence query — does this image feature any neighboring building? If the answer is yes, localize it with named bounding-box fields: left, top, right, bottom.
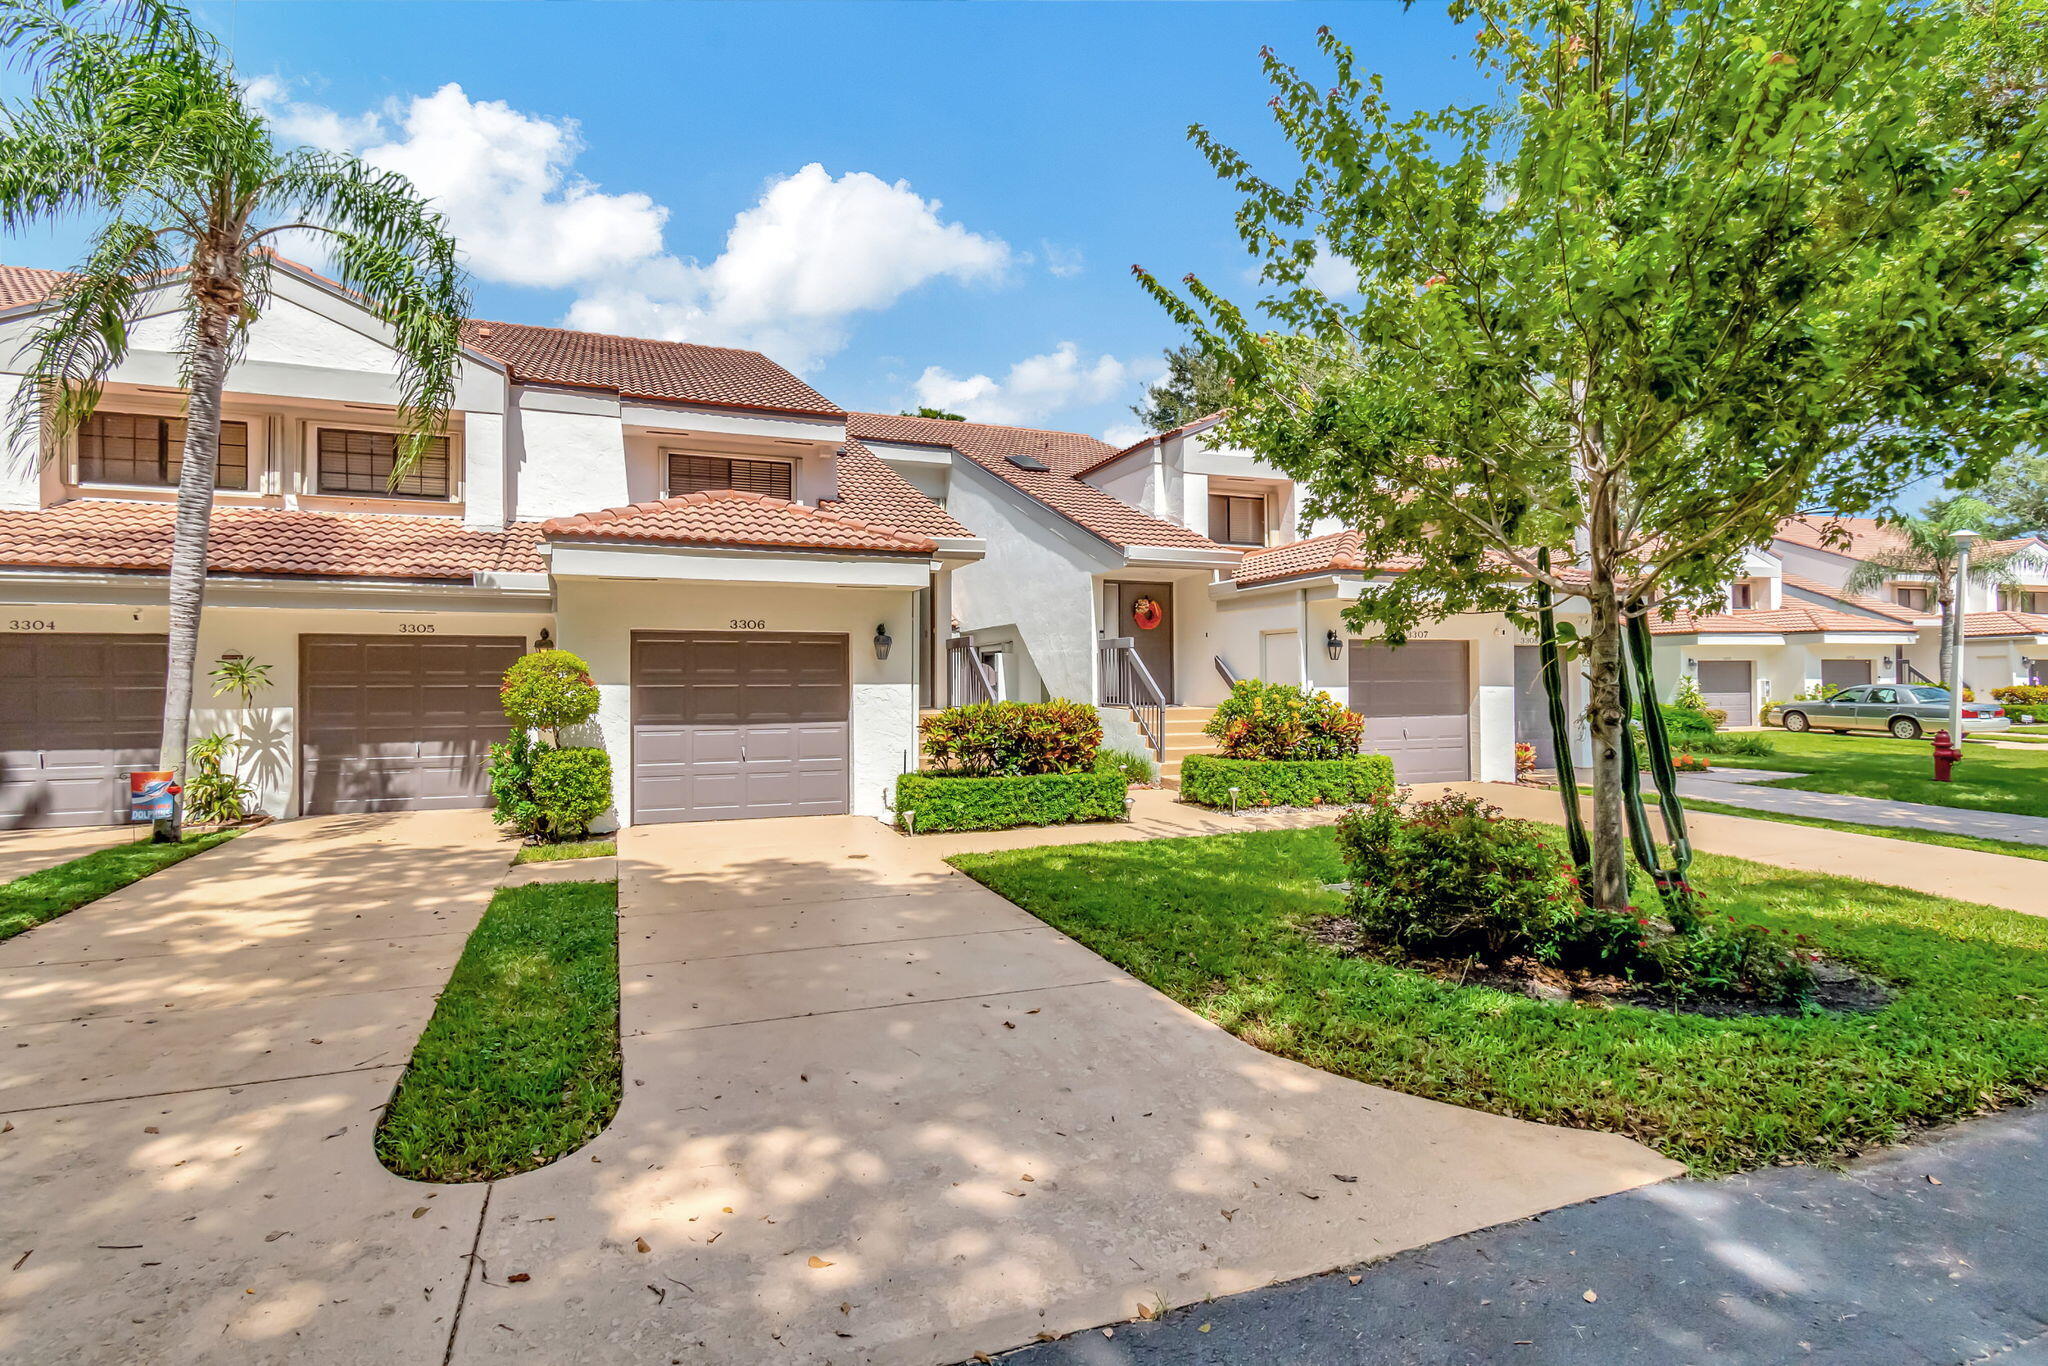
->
left=0, top=258, right=983, bottom=828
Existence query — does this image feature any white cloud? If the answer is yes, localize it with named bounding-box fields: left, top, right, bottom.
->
left=1040, top=241, right=1086, bottom=278
left=1099, top=421, right=1150, bottom=449
left=913, top=343, right=1145, bottom=427
left=247, top=80, right=1011, bottom=368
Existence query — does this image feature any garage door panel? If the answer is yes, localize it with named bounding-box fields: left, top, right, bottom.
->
left=1695, top=660, right=1754, bottom=727
left=632, top=633, right=850, bottom=824
left=300, top=636, right=522, bottom=815
left=0, top=633, right=168, bottom=828
left=1348, top=642, right=1472, bottom=783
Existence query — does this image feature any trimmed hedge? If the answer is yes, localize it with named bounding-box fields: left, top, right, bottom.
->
left=1179, top=753, right=1395, bottom=809
left=895, top=765, right=1127, bottom=834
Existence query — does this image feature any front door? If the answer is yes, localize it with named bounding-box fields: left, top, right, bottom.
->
left=1114, top=582, right=1176, bottom=702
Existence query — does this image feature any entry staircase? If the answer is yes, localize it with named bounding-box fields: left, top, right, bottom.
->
left=1152, top=706, right=1219, bottom=787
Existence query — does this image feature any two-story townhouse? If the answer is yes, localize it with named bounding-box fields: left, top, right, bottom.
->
left=0, top=257, right=983, bottom=829
left=866, top=410, right=1555, bottom=785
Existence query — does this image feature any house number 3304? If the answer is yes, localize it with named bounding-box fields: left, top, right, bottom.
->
left=8, top=619, right=56, bottom=630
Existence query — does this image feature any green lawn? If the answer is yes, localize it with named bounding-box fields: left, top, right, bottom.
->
left=952, top=828, right=2048, bottom=1174
left=1680, top=798, right=2048, bottom=863
left=0, top=830, right=239, bottom=943
left=1715, top=729, right=2048, bottom=816
left=376, top=878, right=621, bottom=1182
left=512, top=837, right=617, bottom=865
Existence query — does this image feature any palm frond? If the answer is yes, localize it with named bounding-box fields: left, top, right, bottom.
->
left=11, top=221, right=178, bottom=443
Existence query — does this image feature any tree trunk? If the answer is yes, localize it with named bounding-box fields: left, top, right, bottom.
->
left=1581, top=566, right=1632, bottom=911
left=153, top=276, right=237, bottom=843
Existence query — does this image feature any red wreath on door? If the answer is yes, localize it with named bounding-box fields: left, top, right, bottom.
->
left=1131, top=595, right=1165, bottom=630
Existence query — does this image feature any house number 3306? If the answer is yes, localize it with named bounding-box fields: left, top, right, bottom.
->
left=730, top=618, right=766, bottom=630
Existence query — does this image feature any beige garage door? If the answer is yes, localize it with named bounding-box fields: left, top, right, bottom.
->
left=632, top=632, right=850, bottom=824
left=300, top=635, right=523, bottom=815
left=0, top=633, right=165, bottom=829
left=1347, top=641, right=1472, bottom=782
left=1696, top=660, right=1755, bottom=727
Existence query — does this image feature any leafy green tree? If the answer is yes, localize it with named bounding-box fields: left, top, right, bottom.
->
left=1138, top=3, right=2048, bottom=910
left=900, top=406, right=965, bottom=421
left=0, top=0, right=467, bottom=839
left=1130, top=343, right=1231, bottom=432
left=1970, top=451, right=2048, bottom=536
left=1843, top=499, right=2021, bottom=686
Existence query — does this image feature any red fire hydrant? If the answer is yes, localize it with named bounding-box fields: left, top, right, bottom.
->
left=1931, top=729, right=1963, bottom=782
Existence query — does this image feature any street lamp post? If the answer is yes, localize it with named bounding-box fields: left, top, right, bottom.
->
left=1949, top=527, right=1980, bottom=744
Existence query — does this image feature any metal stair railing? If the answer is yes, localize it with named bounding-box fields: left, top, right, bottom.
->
left=947, top=636, right=999, bottom=705
left=1098, top=636, right=1167, bottom=758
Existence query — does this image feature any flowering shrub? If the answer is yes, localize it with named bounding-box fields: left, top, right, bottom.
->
left=1992, top=685, right=2048, bottom=722
left=500, top=649, right=600, bottom=733
left=1673, top=752, right=1711, bottom=772
left=1514, top=741, right=1538, bottom=778
left=919, top=700, right=1102, bottom=776
left=1204, top=679, right=1363, bottom=760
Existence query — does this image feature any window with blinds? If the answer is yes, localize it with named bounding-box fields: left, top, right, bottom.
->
left=77, top=412, right=249, bottom=489
left=315, top=428, right=451, bottom=499
left=667, top=453, right=793, bottom=500
left=1894, top=585, right=1931, bottom=611
left=1208, top=493, right=1267, bottom=546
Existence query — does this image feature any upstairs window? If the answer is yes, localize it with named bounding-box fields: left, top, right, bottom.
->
left=1999, top=587, right=2048, bottom=613
left=1893, top=585, right=1931, bottom=611
left=316, top=428, right=451, bottom=499
left=668, top=453, right=793, bottom=500
left=77, top=411, right=248, bottom=490
left=1208, top=492, right=1267, bottom=546
left=1728, top=582, right=1754, bottom=610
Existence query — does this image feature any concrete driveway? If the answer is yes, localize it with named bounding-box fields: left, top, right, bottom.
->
left=0, top=809, right=511, bottom=1365
left=453, top=805, right=1678, bottom=1365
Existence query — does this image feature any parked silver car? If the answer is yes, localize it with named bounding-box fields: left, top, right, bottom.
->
left=1778, top=684, right=2013, bottom=739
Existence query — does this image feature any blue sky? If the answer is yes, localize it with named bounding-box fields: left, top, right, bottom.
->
left=4, top=0, right=1491, bottom=443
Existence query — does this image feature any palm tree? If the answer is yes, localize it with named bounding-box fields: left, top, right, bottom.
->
left=1842, top=499, right=2021, bottom=692
left=0, top=0, right=467, bottom=839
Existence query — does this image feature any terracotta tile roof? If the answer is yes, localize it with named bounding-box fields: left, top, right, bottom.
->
left=459, top=319, right=841, bottom=417
left=846, top=412, right=1225, bottom=553
left=0, top=265, right=64, bottom=309
left=1962, top=610, right=2048, bottom=639
left=541, top=489, right=935, bottom=555
left=1982, top=534, right=2048, bottom=558
left=1076, top=410, right=1229, bottom=474
left=1778, top=571, right=1927, bottom=623
left=1233, top=530, right=1405, bottom=585
left=1648, top=603, right=1916, bottom=636
left=0, top=500, right=545, bottom=579
left=826, top=441, right=971, bottom=539
left=1771, top=515, right=1906, bottom=559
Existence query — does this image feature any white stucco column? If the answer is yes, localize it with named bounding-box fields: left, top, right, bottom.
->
left=461, top=409, right=507, bottom=528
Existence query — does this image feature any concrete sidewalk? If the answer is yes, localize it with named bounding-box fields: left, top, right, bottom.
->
left=1676, top=767, right=2048, bottom=847
left=0, top=823, right=137, bottom=883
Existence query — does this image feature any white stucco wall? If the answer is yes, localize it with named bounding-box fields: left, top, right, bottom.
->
left=0, top=591, right=550, bottom=819
left=551, top=577, right=919, bottom=826
left=943, top=458, right=1118, bottom=703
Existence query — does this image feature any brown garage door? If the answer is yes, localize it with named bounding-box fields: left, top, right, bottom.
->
left=632, top=632, right=849, bottom=823
left=1347, top=641, right=1471, bottom=782
left=0, top=633, right=166, bottom=829
left=300, top=635, right=523, bottom=815
left=1695, top=660, right=1754, bottom=727
left=1820, top=658, right=1873, bottom=693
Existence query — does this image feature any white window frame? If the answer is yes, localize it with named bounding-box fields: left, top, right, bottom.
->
left=304, top=420, right=463, bottom=503
left=1207, top=490, right=1269, bottom=547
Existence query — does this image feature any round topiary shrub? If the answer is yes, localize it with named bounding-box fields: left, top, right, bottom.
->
left=528, top=746, right=613, bottom=840
left=500, top=649, right=600, bottom=733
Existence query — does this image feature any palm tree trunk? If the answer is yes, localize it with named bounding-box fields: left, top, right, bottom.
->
left=153, top=289, right=235, bottom=842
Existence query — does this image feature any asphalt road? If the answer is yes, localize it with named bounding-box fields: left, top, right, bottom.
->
left=990, top=1104, right=2048, bottom=1366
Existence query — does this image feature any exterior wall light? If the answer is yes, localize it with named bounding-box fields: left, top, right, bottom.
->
left=1324, top=629, right=1343, bottom=662
left=874, top=624, right=893, bottom=661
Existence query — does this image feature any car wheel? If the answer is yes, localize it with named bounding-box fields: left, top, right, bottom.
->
left=1782, top=711, right=1810, bottom=732
left=1890, top=716, right=1922, bottom=740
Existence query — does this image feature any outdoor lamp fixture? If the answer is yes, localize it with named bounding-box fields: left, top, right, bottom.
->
left=1324, top=629, right=1343, bottom=661
left=533, top=628, right=553, bottom=652
left=873, top=623, right=893, bottom=661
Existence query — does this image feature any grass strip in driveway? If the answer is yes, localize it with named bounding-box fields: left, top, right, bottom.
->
left=512, top=838, right=617, bottom=865
left=1714, top=730, right=2048, bottom=817
left=1680, top=797, right=2048, bottom=863
left=0, top=830, right=238, bottom=944
left=377, top=878, right=621, bottom=1183
left=952, top=827, right=2048, bottom=1174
